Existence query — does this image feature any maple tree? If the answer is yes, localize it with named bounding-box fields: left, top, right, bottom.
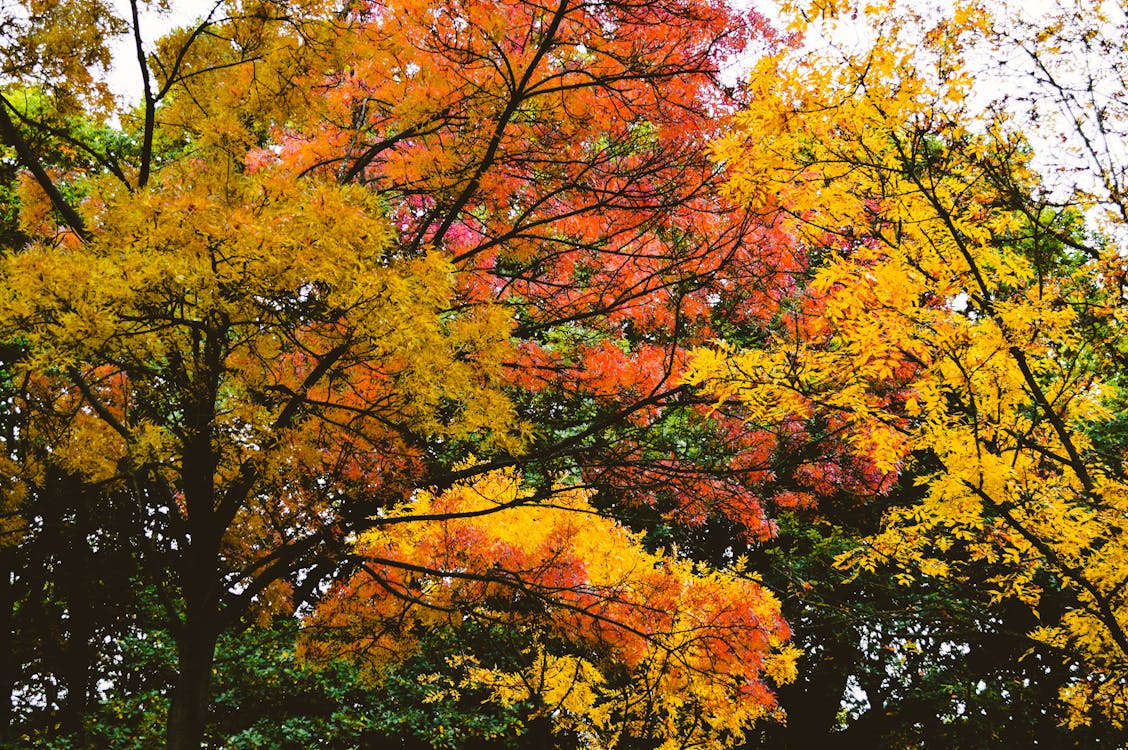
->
left=0, top=0, right=803, bottom=748
left=689, top=0, right=1128, bottom=733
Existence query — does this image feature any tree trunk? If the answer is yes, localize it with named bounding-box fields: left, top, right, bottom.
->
left=166, top=621, right=219, bottom=750
left=0, top=548, right=15, bottom=743
left=754, top=624, right=861, bottom=749
left=168, top=381, right=224, bottom=750
left=59, top=478, right=94, bottom=740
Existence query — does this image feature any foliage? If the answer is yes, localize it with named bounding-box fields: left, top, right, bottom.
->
left=8, top=608, right=529, bottom=750
left=2, top=0, right=799, bottom=747
left=253, top=0, right=804, bottom=534
left=741, top=506, right=1128, bottom=748
left=2, top=132, right=521, bottom=749
left=690, top=0, right=1128, bottom=732
left=307, top=469, right=798, bottom=750
left=16, top=0, right=1128, bottom=745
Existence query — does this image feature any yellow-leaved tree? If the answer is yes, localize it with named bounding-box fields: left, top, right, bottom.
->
left=688, top=0, right=1128, bottom=729
left=3, top=149, right=521, bottom=748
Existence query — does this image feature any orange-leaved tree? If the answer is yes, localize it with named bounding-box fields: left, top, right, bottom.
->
left=307, top=468, right=797, bottom=749
left=3, top=150, right=520, bottom=748
left=249, top=0, right=813, bottom=534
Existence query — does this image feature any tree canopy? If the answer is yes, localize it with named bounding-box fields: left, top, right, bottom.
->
left=5, top=0, right=1128, bottom=748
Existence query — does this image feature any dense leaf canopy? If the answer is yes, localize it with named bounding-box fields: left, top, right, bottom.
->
left=4, top=0, right=1128, bottom=748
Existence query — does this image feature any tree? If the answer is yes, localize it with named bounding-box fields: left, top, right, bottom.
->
left=307, top=469, right=796, bottom=750
left=1, top=0, right=800, bottom=747
left=688, top=0, right=1128, bottom=732
left=742, top=499, right=1128, bottom=748
left=3, top=149, right=520, bottom=749
left=252, top=0, right=803, bottom=525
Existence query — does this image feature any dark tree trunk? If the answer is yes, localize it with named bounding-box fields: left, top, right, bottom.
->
left=166, top=618, right=220, bottom=750
left=167, top=351, right=225, bottom=750
left=58, top=479, right=94, bottom=740
left=752, top=624, right=862, bottom=749
left=0, top=548, right=15, bottom=743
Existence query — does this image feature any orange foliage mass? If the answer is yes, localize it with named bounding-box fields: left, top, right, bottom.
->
left=307, top=469, right=797, bottom=748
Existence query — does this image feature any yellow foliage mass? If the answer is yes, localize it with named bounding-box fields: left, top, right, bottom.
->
left=693, top=0, right=1128, bottom=730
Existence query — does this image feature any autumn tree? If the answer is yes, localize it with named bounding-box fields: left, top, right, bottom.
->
left=688, top=0, right=1128, bottom=733
left=250, top=0, right=809, bottom=526
left=1, top=0, right=804, bottom=748
left=306, top=469, right=796, bottom=750
left=3, top=14, right=518, bottom=747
